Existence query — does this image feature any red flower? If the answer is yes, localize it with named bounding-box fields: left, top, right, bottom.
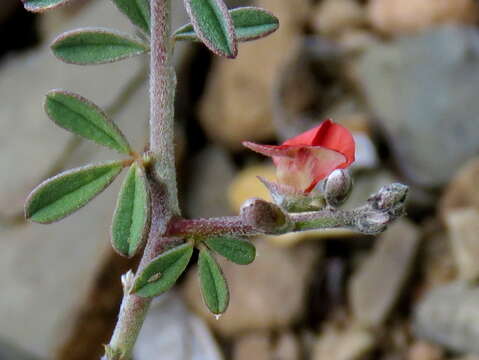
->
left=243, top=119, right=355, bottom=194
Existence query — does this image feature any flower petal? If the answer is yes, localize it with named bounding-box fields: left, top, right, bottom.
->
left=276, top=146, right=346, bottom=193
left=283, top=119, right=355, bottom=167
left=242, top=141, right=293, bottom=158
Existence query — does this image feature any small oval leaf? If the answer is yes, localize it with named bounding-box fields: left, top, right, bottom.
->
left=111, top=0, right=151, bottom=35
left=132, top=243, right=193, bottom=297
left=111, top=163, right=150, bottom=258
left=51, top=28, right=149, bottom=65
left=174, top=7, right=279, bottom=42
left=205, top=236, right=256, bottom=265
left=22, top=0, right=71, bottom=12
left=26, top=161, right=124, bottom=224
left=198, top=248, right=229, bottom=315
left=183, top=0, right=237, bottom=58
left=45, top=90, right=132, bottom=154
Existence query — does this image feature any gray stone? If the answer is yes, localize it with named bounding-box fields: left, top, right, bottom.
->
left=313, top=323, right=376, bottom=360
left=445, top=208, right=479, bottom=281
left=186, top=146, right=236, bottom=218
left=233, top=332, right=272, bottom=360
left=0, top=338, right=40, bottom=360
left=356, top=26, right=479, bottom=188
left=134, top=292, right=223, bottom=360
left=414, top=282, right=479, bottom=354
left=349, top=220, right=420, bottom=327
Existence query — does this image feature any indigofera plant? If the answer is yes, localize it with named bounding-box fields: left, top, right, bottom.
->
left=20, top=0, right=408, bottom=358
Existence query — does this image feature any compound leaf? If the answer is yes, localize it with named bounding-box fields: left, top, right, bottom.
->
left=198, top=248, right=229, bottom=314
left=132, top=243, right=194, bottom=297
left=111, top=0, right=151, bottom=35
left=111, top=163, right=150, bottom=258
left=26, top=161, right=124, bottom=224
left=51, top=28, right=149, bottom=65
left=183, top=0, right=237, bottom=58
left=175, top=7, right=279, bottom=42
left=45, top=90, right=132, bottom=154
left=205, top=236, right=255, bottom=265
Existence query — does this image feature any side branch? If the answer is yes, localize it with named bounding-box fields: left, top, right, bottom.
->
left=167, top=183, right=408, bottom=238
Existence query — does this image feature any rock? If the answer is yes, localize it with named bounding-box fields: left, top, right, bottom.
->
left=313, top=323, right=376, bottom=360
left=182, top=239, right=320, bottom=336
left=311, top=0, right=366, bottom=35
left=337, top=30, right=381, bottom=54
left=414, top=282, right=479, bottom=354
left=227, top=164, right=276, bottom=212
left=233, top=331, right=300, bottom=360
left=199, top=0, right=310, bottom=149
left=439, top=158, right=479, bottom=222
left=368, top=0, right=478, bottom=35
left=134, top=292, right=223, bottom=360
left=0, top=338, right=39, bottom=360
left=349, top=220, right=420, bottom=327
left=407, top=341, right=444, bottom=360
left=355, top=26, right=479, bottom=188
left=233, top=332, right=271, bottom=360
left=186, top=146, right=236, bottom=218
left=419, top=220, right=456, bottom=291
left=274, top=332, right=301, bottom=360
left=445, top=208, right=479, bottom=281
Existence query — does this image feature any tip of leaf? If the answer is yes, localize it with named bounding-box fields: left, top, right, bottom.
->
left=23, top=0, right=71, bottom=13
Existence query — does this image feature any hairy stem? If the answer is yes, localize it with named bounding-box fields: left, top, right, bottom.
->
left=167, top=183, right=408, bottom=238
left=105, top=0, right=178, bottom=358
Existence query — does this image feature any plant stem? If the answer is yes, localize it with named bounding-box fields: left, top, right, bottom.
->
left=149, top=0, right=179, bottom=215
left=105, top=0, right=179, bottom=358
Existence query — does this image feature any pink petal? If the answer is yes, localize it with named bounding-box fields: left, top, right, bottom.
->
left=283, top=119, right=355, bottom=168
left=276, top=147, right=346, bottom=193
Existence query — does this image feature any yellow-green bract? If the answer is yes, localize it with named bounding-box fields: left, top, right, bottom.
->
left=132, top=243, right=194, bottom=297
left=111, top=163, right=151, bottom=258
left=45, top=90, right=132, bottom=154
left=51, top=28, right=149, bottom=65
left=198, top=248, right=229, bottom=315
left=25, top=161, right=124, bottom=224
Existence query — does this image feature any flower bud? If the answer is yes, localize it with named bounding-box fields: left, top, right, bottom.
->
left=324, top=169, right=352, bottom=207
left=240, top=198, right=292, bottom=234
left=368, top=183, right=408, bottom=217
left=356, top=211, right=390, bottom=235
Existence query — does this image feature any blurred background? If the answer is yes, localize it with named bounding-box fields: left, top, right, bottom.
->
left=1, top=0, right=479, bottom=359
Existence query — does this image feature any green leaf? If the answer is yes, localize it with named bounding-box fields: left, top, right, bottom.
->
left=132, top=243, right=193, bottom=297
left=175, top=7, right=279, bottom=42
left=111, top=163, right=150, bottom=258
left=198, top=248, right=229, bottom=315
left=205, top=236, right=256, bottom=265
left=26, top=161, right=124, bottom=224
left=45, top=90, right=132, bottom=154
left=51, top=28, right=149, bottom=65
left=22, top=0, right=71, bottom=12
left=183, top=0, right=237, bottom=58
left=111, top=0, right=151, bottom=35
